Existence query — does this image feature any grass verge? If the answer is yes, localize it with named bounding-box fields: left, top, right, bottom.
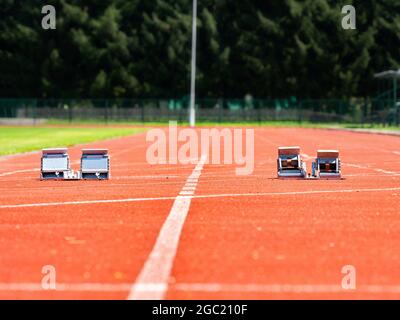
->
left=0, top=126, right=145, bottom=156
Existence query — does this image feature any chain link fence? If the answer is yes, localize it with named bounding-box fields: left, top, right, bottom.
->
left=0, top=97, right=398, bottom=125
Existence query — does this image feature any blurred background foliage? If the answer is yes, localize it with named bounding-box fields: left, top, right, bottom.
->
left=0, top=0, right=399, bottom=99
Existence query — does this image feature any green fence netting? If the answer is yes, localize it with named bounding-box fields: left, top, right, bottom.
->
left=0, top=98, right=398, bottom=125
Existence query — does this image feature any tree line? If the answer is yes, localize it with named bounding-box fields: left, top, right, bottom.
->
left=0, top=0, right=399, bottom=99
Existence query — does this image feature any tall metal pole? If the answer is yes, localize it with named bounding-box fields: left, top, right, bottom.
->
left=394, top=78, right=399, bottom=126
left=189, top=0, right=197, bottom=127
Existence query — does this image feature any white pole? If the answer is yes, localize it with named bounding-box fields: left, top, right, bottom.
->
left=189, top=0, right=197, bottom=127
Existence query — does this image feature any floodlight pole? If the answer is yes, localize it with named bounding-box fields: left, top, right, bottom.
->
left=394, top=78, right=399, bottom=125
left=189, top=0, right=197, bottom=127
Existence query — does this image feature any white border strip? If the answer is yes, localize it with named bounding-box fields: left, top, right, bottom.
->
left=0, top=282, right=399, bottom=294
left=2, top=187, right=400, bottom=209
left=173, top=283, right=400, bottom=294
left=127, top=154, right=208, bottom=300
left=0, top=169, right=39, bottom=177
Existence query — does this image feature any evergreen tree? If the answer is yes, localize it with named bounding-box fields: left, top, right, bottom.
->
left=0, top=0, right=398, bottom=99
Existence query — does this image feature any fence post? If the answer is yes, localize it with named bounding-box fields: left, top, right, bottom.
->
left=105, top=100, right=109, bottom=125
left=298, top=100, right=302, bottom=124
left=68, top=103, right=72, bottom=124
left=219, top=98, right=224, bottom=123
left=141, top=101, right=145, bottom=123
left=33, top=99, right=37, bottom=125
left=256, top=100, right=261, bottom=124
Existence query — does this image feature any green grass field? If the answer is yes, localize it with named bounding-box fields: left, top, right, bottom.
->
left=0, top=127, right=145, bottom=156
left=1, top=121, right=398, bottom=156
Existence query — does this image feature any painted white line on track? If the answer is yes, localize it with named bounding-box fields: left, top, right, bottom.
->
left=179, top=191, right=194, bottom=196
left=0, top=196, right=177, bottom=209
left=0, top=150, right=39, bottom=162
left=185, top=183, right=197, bottom=187
left=2, top=186, right=400, bottom=209
left=0, top=283, right=131, bottom=292
left=0, top=282, right=399, bottom=294
left=182, top=186, right=196, bottom=191
left=301, top=153, right=312, bottom=161
left=375, top=168, right=399, bottom=175
left=127, top=154, right=208, bottom=300
left=172, top=283, right=400, bottom=294
left=0, top=169, right=39, bottom=177
left=346, top=163, right=400, bottom=176
left=0, top=160, right=81, bottom=178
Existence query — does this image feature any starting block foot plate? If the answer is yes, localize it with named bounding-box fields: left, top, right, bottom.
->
left=41, top=148, right=70, bottom=180
left=277, top=146, right=307, bottom=179
left=80, top=149, right=110, bottom=180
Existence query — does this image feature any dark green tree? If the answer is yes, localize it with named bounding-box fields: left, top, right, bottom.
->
left=0, top=0, right=399, bottom=99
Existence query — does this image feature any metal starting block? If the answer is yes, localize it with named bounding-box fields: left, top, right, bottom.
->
left=80, top=149, right=110, bottom=180
left=277, top=146, right=307, bottom=178
left=41, top=148, right=70, bottom=180
left=312, top=150, right=341, bottom=179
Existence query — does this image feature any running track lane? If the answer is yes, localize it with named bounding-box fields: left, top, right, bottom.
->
left=169, top=128, right=400, bottom=299
left=0, top=131, right=199, bottom=299
left=0, top=128, right=399, bottom=299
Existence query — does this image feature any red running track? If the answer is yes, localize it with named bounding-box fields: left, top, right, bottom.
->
left=0, top=128, right=399, bottom=299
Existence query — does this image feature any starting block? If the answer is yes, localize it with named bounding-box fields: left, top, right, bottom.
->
left=80, top=149, right=110, bottom=180
left=41, top=148, right=70, bottom=180
left=312, top=150, right=341, bottom=179
left=277, top=146, right=307, bottom=178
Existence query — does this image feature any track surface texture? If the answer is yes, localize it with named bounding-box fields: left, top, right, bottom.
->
left=0, top=128, right=399, bottom=299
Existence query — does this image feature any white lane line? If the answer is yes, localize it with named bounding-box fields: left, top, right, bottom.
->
left=179, top=191, right=194, bottom=196
left=0, top=283, right=132, bottom=292
left=0, top=196, right=177, bottom=209
left=182, top=186, right=196, bottom=191
left=301, top=153, right=312, bottom=161
left=173, top=283, right=400, bottom=294
left=0, top=282, right=399, bottom=294
left=375, top=168, right=399, bottom=175
left=2, top=186, right=400, bottom=209
left=0, top=169, right=39, bottom=177
left=346, top=163, right=400, bottom=176
left=0, top=160, right=81, bottom=178
left=181, top=189, right=196, bottom=193
left=127, top=154, right=208, bottom=300
left=346, top=163, right=369, bottom=169
left=0, top=150, right=39, bottom=162
left=109, top=143, right=147, bottom=158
